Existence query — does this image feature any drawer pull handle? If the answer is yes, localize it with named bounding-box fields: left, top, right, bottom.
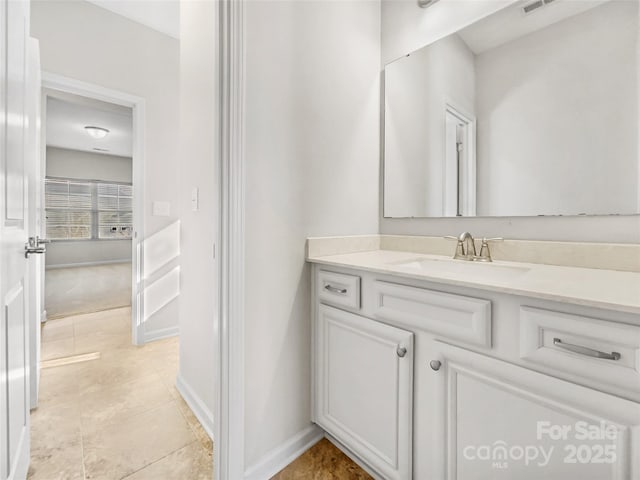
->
left=324, top=284, right=347, bottom=294
left=553, top=338, right=621, bottom=361
left=397, top=346, right=407, bottom=358
left=430, top=360, right=442, bottom=371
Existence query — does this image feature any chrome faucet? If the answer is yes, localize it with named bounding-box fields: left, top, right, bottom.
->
left=445, top=232, right=477, bottom=261
left=445, top=233, right=503, bottom=262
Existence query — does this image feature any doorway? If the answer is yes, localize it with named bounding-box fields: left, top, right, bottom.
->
left=27, top=77, right=213, bottom=479
left=39, top=74, right=146, bottom=346
left=42, top=92, right=134, bottom=321
left=444, top=104, right=477, bottom=217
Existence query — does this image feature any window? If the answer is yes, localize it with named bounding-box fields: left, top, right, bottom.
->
left=97, top=183, right=133, bottom=239
left=45, top=178, right=133, bottom=241
left=45, top=179, right=93, bottom=240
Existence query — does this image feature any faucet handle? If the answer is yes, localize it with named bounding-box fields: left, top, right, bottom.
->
left=444, top=236, right=467, bottom=259
left=477, top=237, right=503, bottom=262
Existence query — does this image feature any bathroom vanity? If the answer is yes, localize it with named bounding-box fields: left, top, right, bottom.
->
left=307, top=236, right=640, bottom=480
left=306, top=1, right=640, bottom=478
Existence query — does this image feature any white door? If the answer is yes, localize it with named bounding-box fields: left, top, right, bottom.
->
left=315, top=305, right=414, bottom=480
left=26, top=39, right=41, bottom=410
left=1, top=0, right=33, bottom=478
left=428, top=341, right=640, bottom=480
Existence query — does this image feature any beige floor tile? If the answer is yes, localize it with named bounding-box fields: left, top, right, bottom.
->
left=27, top=438, right=85, bottom=480
left=173, top=394, right=213, bottom=452
left=83, top=403, right=196, bottom=480
left=144, top=336, right=178, bottom=352
left=155, top=366, right=178, bottom=391
left=74, top=309, right=130, bottom=337
left=41, top=337, right=75, bottom=361
left=37, top=364, right=81, bottom=408
left=75, top=353, right=157, bottom=395
left=122, top=443, right=212, bottom=480
left=146, top=349, right=178, bottom=374
left=79, top=374, right=174, bottom=431
left=41, top=317, right=75, bottom=343
left=31, top=401, right=81, bottom=447
left=74, top=332, right=134, bottom=356
left=31, top=307, right=220, bottom=480
left=30, top=400, right=84, bottom=480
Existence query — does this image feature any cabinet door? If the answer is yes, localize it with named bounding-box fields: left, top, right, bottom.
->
left=316, top=305, right=413, bottom=480
left=428, top=341, right=640, bottom=480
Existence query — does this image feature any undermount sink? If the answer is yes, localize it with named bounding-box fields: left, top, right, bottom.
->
left=390, top=257, right=530, bottom=281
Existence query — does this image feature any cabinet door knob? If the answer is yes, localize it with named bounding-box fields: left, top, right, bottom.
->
left=397, top=346, right=407, bottom=358
left=430, top=360, right=442, bottom=371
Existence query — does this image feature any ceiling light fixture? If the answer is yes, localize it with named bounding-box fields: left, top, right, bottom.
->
left=417, top=0, right=440, bottom=8
left=84, top=126, right=110, bottom=139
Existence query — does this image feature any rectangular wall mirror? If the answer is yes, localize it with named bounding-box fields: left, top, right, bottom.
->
left=383, top=0, right=639, bottom=218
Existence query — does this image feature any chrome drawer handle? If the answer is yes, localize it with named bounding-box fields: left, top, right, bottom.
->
left=553, top=338, right=621, bottom=361
left=324, top=284, right=347, bottom=294
left=397, top=346, right=407, bottom=358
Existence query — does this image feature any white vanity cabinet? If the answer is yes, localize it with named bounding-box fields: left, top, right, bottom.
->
left=426, top=341, right=640, bottom=480
left=311, top=264, right=640, bottom=480
left=315, top=304, right=414, bottom=480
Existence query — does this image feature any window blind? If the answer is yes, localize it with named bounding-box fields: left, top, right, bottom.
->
left=97, top=183, right=134, bottom=239
left=45, top=178, right=133, bottom=241
left=45, top=179, right=93, bottom=240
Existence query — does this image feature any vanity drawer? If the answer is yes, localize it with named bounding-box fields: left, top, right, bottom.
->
left=520, top=306, right=640, bottom=396
left=317, top=270, right=361, bottom=310
left=372, top=281, right=491, bottom=348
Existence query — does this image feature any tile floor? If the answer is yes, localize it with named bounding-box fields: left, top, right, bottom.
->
left=273, top=439, right=372, bottom=479
left=29, top=307, right=212, bottom=480
left=31, top=306, right=371, bottom=479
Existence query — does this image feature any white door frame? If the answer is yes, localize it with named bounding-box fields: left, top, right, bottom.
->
left=40, top=72, right=146, bottom=345
left=216, top=0, right=246, bottom=478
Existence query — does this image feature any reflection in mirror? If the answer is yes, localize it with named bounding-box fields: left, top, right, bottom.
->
left=383, top=0, right=639, bottom=218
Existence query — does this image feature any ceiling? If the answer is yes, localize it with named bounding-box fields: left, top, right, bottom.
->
left=458, top=0, right=610, bottom=54
left=46, top=95, right=133, bottom=158
left=86, top=0, right=180, bottom=39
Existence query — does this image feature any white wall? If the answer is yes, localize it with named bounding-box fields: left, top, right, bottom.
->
left=177, top=0, right=217, bottom=433
left=45, top=147, right=132, bottom=267
left=31, top=0, right=181, bottom=336
left=380, top=0, right=640, bottom=243
left=46, top=146, right=132, bottom=183
left=46, top=241, right=130, bottom=268
left=244, top=0, right=380, bottom=471
left=476, top=1, right=638, bottom=216
left=385, top=33, right=475, bottom=217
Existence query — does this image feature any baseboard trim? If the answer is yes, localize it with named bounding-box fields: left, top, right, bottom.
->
left=244, top=425, right=324, bottom=480
left=46, top=259, right=131, bottom=269
left=144, top=325, right=180, bottom=343
left=175, top=374, right=214, bottom=440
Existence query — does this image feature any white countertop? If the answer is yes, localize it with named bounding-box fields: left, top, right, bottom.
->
left=307, top=249, right=640, bottom=315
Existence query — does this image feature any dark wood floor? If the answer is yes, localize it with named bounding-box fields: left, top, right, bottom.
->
left=272, top=438, right=372, bottom=480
